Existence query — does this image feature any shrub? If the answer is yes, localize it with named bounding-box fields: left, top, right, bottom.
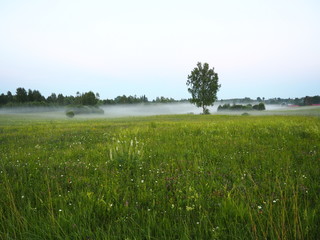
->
left=218, top=103, right=266, bottom=111
left=253, top=103, right=266, bottom=111
left=66, top=105, right=104, bottom=115
left=203, top=108, right=210, bottom=115
left=66, top=111, right=75, bottom=118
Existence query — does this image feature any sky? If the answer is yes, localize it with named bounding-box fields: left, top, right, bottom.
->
left=0, top=0, right=319, bottom=100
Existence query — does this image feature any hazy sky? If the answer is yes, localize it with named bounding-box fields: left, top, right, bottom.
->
left=0, top=0, right=319, bottom=100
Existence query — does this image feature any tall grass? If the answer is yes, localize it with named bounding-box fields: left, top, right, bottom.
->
left=0, top=114, right=319, bottom=239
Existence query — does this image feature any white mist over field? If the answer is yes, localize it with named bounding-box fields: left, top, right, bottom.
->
left=101, top=103, right=202, bottom=117
left=0, top=103, right=293, bottom=119
left=101, top=103, right=286, bottom=117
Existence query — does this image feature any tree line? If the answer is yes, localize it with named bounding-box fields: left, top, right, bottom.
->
left=220, top=96, right=320, bottom=106
left=0, top=88, right=99, bottom=107
left=0, top=88, right=185, bottom=107
left=1, top=87, right=319, bottom=108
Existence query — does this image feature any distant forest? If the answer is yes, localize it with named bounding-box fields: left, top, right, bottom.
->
left=0, top=87, right=319, bottom=107
left=0, top=88, right=183, bottom=107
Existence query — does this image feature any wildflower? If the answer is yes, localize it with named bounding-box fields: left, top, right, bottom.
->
left=212, top=226, right=219, bottom=232
left=141, top=180, right=144, bottom=183
left=59, top=209, right=62, bottom=212
left=186, top=206, right=194, bottom=211
left=258, top=205, right=263, bottom=214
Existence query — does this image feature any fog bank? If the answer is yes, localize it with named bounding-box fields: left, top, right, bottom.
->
left=0, top=102, right=288, bottom=118
left=101, top=103, right=285, bottom=117
left=101, top=103, right=202, bottom=117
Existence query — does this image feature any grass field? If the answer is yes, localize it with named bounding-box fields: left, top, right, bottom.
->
left=0, top=111, right=319, bottom=239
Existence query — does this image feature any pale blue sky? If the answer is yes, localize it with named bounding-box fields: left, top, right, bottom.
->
left=0, top=0, right=319, bottom=100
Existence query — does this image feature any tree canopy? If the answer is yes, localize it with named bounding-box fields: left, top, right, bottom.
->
left=186, top=62, right=221, bottom=114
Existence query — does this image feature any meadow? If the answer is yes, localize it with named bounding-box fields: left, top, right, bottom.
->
left=0, top=111, right=319, bottom=239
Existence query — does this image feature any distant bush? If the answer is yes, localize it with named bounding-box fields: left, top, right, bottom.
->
left=66, top=111, right=75, bottom=118
left=202, top=108, right=210, bottom=115
left=253, top=103, right=266, bottom=110
left=65, top=105, right=104, bottom=116
left=218, top=103, right=265, bottom=111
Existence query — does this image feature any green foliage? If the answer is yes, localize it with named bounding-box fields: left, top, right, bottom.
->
left=16, top=87, right=28, bottom=103
left=304, top=96, right=320, bottom=105
left=0, top=114, right=319, bottom=239
left=202, top=108, right=210, bottom=115
left=66, top=105, right=104, bottom=116
left=81, top=91, right=98, bottom=106
left=253, top=102, right=266, bottom=110
left=66, top=111, right=75, bottom=118
left=218, top=103, right=266, bottom=111
left=27, top=89, right=45, bottom=102
left=187, top=62, right=221, bottom=114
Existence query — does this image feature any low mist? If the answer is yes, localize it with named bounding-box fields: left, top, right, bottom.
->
left=0, top=102, right=292, bottom=119
left=100, top=103, right=283, bottom=117
left=101, top=103, right=202, bottom=117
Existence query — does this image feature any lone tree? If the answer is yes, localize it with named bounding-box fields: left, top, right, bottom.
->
left=186, top=62, right=221, bottom=114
